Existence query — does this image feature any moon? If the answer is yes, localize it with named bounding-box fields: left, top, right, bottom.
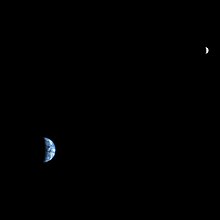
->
left=44, top=137, right=56, bottom=163
left=205, top=47, right=209, bottom=54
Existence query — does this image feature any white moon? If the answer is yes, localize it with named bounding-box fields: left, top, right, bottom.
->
left=44, top=137, right=56, bottom=163
left=205, top=47, right=209, bottom=54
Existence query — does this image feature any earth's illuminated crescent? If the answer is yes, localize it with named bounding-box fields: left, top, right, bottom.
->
left=44, top=137, right=56, bottom=163
left=205, top=47, right=209, bottom=54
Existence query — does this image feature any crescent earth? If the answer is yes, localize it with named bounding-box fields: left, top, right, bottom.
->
left=44, top=137, right=56, bottom=163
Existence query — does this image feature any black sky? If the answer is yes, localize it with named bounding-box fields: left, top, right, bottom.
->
left=1, top=4, right=219, bottom=216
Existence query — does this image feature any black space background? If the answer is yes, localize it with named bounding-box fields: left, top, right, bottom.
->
left=1, top=4, right=219, bottom=217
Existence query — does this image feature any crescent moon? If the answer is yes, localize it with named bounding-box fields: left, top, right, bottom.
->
left=205, top=47, right=209, bottom=54
left=44, top=137, right=56, bottom=163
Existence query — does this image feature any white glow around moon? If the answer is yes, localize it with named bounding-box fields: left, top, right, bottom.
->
left=44, top=137, right=56, bottom=163
left=205, top=47, right=209, bottom=54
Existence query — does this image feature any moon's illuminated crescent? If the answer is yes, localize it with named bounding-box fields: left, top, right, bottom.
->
left=44, top=137, right=56, bottom=163
left=205, top=47, right=209, bottom=54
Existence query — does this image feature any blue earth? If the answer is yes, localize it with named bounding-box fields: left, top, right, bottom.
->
left=44, top=137, right=56, bottom=162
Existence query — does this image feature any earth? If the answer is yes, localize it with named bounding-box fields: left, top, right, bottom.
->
left=44, top=137, right=56, bottom=162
